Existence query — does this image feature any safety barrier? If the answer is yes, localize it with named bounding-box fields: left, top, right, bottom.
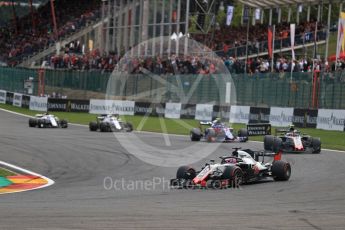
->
left=1, top=90, right=344, bottom=131
left=1, top=67, right=345, bottom=109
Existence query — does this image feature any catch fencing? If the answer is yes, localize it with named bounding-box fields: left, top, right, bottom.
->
left=0, top=67, right=345, bottom=109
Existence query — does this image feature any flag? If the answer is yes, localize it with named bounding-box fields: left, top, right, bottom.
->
left=243, top=6, right=249, bottom=23
left=290, top=24, right=295, bottom=60
left=268, top=26, right=273, bottom=58
left=336, top=12, right=345, bottom=60
left=226, top=6, right=234, bottom=26
left=255, top=9, right=261, bottom=20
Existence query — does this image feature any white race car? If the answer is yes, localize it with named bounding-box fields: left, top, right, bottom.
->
left=89, top=114, right=133, bottom=132
left=29, top=113, right=68, bottom=128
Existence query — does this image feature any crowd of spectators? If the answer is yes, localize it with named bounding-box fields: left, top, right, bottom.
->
left=0, top=0, right=101, bottom=66
left=193, top=21, right=326, bottom=58
left=43, top=39, right=345, bottom=75
left=47, top=49, right=119, bottom=72
left=44, top=44, right=224, bottom=75
left=0, top=1, right=342, bottom=77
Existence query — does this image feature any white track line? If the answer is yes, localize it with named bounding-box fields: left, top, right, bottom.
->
left=0, top=108, right=34, bottom=118
left=0, top=160, right=55, bottom=195
left=1, top=107, right=345, bottom=153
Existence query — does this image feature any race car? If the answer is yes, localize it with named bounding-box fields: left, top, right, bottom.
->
left=89, top=114, right=133, bottom=132
left=190, top=119, right=248, bottom=142
left=28, top=113, right=68, bottom=128
left=171, top=139, right=291, bottom=189
left=264, top=126, right=321, bottom=154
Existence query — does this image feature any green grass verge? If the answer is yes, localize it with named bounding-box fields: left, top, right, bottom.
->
left=1, top=103, right=345, bottom=151
left=0, top=167, right=15, bottom=177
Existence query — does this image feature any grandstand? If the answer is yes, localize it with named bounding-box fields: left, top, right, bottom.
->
left=0, top=0, right=343, bottom=70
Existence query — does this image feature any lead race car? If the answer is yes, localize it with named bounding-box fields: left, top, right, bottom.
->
left=264, top=126, right=321, bottom=154
left=190, top=119, right=249, bottom=142
left=89, top=114, right=133, bottom=132
left=28, top=113, right=68, bottom=128
left=171, top=138, right=291, bottom=189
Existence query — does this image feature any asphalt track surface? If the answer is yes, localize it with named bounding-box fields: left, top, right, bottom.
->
left=0, top=109, right=345, bottom=230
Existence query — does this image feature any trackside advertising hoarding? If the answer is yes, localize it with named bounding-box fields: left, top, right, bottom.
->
left=249, top=107, right=270, bottom=124
left=195, top=104, right=213, bottom=121
left=47, top=98, right=90, bottom=112
left=0, top=90, right=6, bottom=104
left=6, top=92, right=13, bottom=105
left=69, top=100, right=89, bottom=112
left=269, top=107, right=294, bottom=127
left=247, top=123, right=272, bottom=136
left=21, top=95, right=30, bottom=109
left=165, top=103, right=181, bottom=119
left=89, top=99, right=135, bottom=115
left=1, top=89, right=344, bottom=132
left=13, top=93, right=22, bottom=107
left=293, top=108, right=318, bottom=128
left=229, top=106, right=250, bottom=124
left=317, top=109, right=345, bottom=131
left=29, top=96, right=48, bottom=112
left=48, top=98, right=68, bottom=111
left=180, top=104, right=196, bottom=119
left=134, top=102, right=153, bottom=116
left=213, top=105, right=230, bottom=120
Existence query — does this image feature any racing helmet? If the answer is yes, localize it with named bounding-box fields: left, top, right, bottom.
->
left=232, top=150, right=238, bottom=157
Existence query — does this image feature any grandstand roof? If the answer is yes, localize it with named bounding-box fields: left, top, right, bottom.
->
left=238, top=0, right=340, bottom=9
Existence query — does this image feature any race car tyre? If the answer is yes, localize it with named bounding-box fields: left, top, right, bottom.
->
left=89, top=122, right=98, bottom=131
left=238, top=128, right=249, bottom=142
left=264, top=135, right=282, bottom=152
left=125, top=122, right=133, bottom=132
left=311, top=138, right=321, bottom=154
left=221, top=165, right=243, bottom=187
left=37, top=120, right=43, bottom=128
left=44, top=119, right=52, bottom=128
left=238, top=128, right=248, bottom=137
left=102, top=123, right=112, bottom=132
left=37, top=119, right=48, bottom=128
left=60, top=119, right=68, bottom=128
left=28, top=118, right=37, bottom=127
left=190, top=128, right=201, bottom=141
left=272, top=160, right=291, bottom=181
left=206, top=128, right=216, bottom=142
left=176, top=166, right=196, bottom=180
left=106, top=123, right=113, bottom=132
left=99, top=123, right=107, bottom=132
left=264, top=135, right=274, bottom=151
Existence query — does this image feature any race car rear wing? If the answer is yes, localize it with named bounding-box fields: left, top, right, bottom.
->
left=219, top=150, right=282, bottom=163
left=275, top=127, right=290, bottom=135
left=275, top=127, right=303, bottom=136
left=199, top=121, right=212, bottom=126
